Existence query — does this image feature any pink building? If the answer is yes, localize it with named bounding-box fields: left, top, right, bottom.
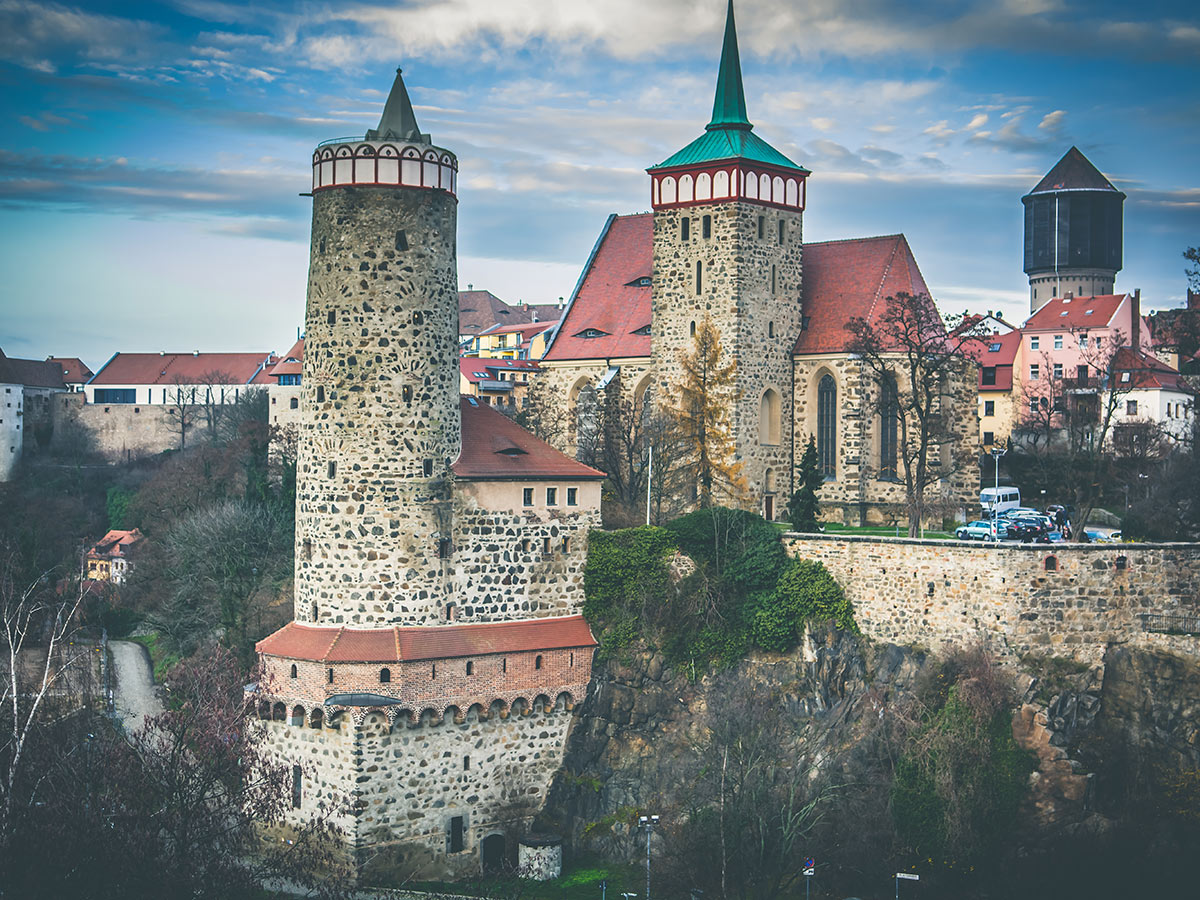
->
left=1020, top=291, right=1147, bottom=392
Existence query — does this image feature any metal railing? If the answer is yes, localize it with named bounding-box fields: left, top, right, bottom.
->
left=1140, top=613, right=1200, bottom=636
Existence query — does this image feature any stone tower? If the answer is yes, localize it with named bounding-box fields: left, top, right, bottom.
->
left=1023, top=146, right=1125, bottom=312
left=647, top=0, right=809, bottom=518
left=297, top=69, right=462, bottom=626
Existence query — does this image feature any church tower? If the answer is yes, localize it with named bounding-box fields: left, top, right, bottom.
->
left=297, top=69, right=461, bottom=626
left=1023, top=146, right=1125, bottom=312
left=647, top=0, right=809, bottom=518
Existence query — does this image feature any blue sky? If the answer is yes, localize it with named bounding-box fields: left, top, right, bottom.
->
left=1, top=0, right=1197, bottom=367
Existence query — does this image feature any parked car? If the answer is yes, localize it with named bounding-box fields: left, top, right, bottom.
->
left=1004, top=518, right=1046, bottom=541
left=1000, top=507, right=1043, bottom=521
left=956, top=520, right=998, bottom=541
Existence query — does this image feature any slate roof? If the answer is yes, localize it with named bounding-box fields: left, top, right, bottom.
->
left=1023, top=294, right=1126, bottom=332
left=90, top=352, right=278, bottom=386
left=458, top=290, right=532, bottom=335
left=453, top=398, right=605, bottom=481
left=1027, top=146, right=1122, bottom=195
left=257, top=615, right=597, bottom=663
left=47, top=357, right=94, bottom=385
left=792, top=234, right=933, bottom=354
left=0, top=348, right=68, bottom=389
left=542, top=213, right=653, bottom=362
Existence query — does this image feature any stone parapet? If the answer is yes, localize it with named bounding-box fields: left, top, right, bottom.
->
left=784, top=533, right=1200, bottom=661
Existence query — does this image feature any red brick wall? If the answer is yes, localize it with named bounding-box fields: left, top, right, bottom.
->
left=260, top=645, right=593, bottom=718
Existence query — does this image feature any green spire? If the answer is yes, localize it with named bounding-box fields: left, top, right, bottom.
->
left=707, top=0, right=752, bottom=131
left=367, top=67, right=430, bottom=143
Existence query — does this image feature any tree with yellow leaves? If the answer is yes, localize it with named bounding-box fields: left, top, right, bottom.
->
left=669, top=317, right=747, bottom=507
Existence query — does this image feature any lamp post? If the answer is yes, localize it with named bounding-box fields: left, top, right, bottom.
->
left=989, top=445, right=1007, bottom=536
left=639, top=814, right=659, bottom=900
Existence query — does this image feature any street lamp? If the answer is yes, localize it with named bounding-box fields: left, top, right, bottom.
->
left=639, top=814, right=659, bottom=900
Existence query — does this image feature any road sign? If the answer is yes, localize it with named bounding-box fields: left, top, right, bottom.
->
left=803, top=868, right=815, bottom=876
left=805, top=858, right=815, bottom=868
left=896, top=873, right=920, bottom=881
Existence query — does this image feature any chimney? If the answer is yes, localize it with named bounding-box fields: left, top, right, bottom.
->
left=467, top=283, right=473, bottom=291
left=1130, top=289, right=1141, bottom=350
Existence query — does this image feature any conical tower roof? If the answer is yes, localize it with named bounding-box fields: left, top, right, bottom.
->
left=649, top=0, right=807, bottom=173
left=366, top=67, right=431, bottom=143
left=1026, top=146, right=1123, bottom=196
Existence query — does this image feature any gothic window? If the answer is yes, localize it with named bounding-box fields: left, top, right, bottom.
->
left=817, top=374, right=837, bottom=479
left=879, top=376, right=899, bottom=480
left=759, top=389, right=781, bottom=445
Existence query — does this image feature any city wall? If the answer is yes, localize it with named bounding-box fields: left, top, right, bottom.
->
left=50, top=392, right=184, bottom=460
left=784, top=534, right=1200, bottom=662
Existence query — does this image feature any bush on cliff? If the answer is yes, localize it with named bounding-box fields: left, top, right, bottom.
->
left=585, top=509, right=855, bottom=667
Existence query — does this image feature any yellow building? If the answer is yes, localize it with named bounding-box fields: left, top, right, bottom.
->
left=458, top=357, right=540, bottom=410
left=463, top=321, right=557, bottom=360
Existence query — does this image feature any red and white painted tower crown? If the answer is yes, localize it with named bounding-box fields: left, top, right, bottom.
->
left=311, top=67, right=458, bottom=196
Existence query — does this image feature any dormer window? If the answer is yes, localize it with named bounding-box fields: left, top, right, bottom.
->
left=626, top=276, right=652, bottom=287
left=988, top=342, right=1002, bottom=352
left=632, top=324, right=651, bottom=336
left=574, top=328, right=610, bottom=339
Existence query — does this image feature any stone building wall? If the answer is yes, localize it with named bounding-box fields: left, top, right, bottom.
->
left=791, top=354, right=977, bottom=525
left=296, top=184, right=461, bottom=625
left=651, top=203, right=803, bottom=513
left=785, top=533, right=1200, bottom=661
left=529, top=359, right=652, bottom=457
left=49, top=391, right=186, bottom=460
left=260, top=700, right=577, bottom=878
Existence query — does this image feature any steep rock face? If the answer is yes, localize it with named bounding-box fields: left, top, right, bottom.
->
left=539, top=627, right=922, bottom=853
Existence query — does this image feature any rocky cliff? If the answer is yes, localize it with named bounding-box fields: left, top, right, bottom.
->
left=538, top=630, right=1200, bottom=899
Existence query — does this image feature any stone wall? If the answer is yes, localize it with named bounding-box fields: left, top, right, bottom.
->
left=50, top=391, right=186, bottom=460
left=785, top=533, right=1200, bottom=661
left=296, top=184, right=461, bottom=624
left=530, top=359, right=653, bottom=458
left=791, top=354, right=977, bottom=526
left=651, top=203, right=803, bottom=513
left=260, top=700, right=578, bottom=879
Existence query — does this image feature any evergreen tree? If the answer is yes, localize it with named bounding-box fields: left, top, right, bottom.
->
left=670, top=317, right=746, bottom=507
left=787, top=435, right=822, bottom=531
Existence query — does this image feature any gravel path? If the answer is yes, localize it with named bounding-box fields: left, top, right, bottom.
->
left=110, top=640, right=162, bottom=731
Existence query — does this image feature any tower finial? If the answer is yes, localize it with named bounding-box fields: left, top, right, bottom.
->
left=367, top=66, right=430, bottom=143
left=707, top=0, right=752, bottom=131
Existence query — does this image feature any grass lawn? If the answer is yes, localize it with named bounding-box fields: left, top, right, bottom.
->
left=403, top=858, right=641, bottom=900
left=127, top=632, right=181, bottom=682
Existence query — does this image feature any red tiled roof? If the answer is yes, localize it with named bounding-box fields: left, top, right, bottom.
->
left=1024, top=294, right=1126, bottom=332
left=481, top=321, right=557, bottom=337
left=89, top=528, right=144, bottom=558
left=0, top=349, right=68, bottom=389
left=257, top=615, right=597, bottom=663
left=792, top=234, right=933, bottom=354
left=454, top=398, right=605, bottom=480
left=91, top=352, right=278, bottom=386
left=47, top=357, right=94, bottom=384
left=543, top=214, right=652, bottom=361
left=1113, top=347, right=1194, bottom=392
left=965, top=330, right=1021, bottom=392
left=459, top=358, right=539, bottom=384
left=269, top=339, right=304, bottom=378
left=459, top=289, right=532, bottom=335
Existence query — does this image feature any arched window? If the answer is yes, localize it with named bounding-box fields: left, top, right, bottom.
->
left=879, top=376, right=899, bottom=480
left=759, top=389, right=781, bottom=445
left=466, top=661, right=474, bottom=675
left=535, top=655, right=544, bottom=670
left=690, top=321, right=697, bottom=337
left=695, top=260, right=702, bottom=295
left=290, top=664, right=298, bottom=679
left=817, top=375, right=837, bottom=479
left=379, top=668, right=391, bottom=683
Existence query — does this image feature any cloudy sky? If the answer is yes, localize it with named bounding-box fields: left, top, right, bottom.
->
left=1, top=0, right=1197, bottom=367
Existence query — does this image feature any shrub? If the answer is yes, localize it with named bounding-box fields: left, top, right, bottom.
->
left=583, top=526, right=676, bottom=620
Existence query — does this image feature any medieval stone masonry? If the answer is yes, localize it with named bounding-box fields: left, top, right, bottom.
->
left=252, top=68, right=604, bottom=879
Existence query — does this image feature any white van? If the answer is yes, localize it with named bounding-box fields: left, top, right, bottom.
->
left=980, top=487, right=1021, bottom=517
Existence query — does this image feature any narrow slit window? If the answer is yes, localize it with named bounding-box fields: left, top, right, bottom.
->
left=290, top=664, right=298, bottom=679
left=695, top=260, right=702, bottom=295
left=466, top=661, right=474, bottom=676
left=771, top=265, right=776, bottom=295
left=562, top=537, right=570, bottom=553
left=535, top=655, right=543, bottom=670
left=449, top=816, right=464, bottom=853
left=327, top=460, right=336, bottom=479
left=543, top=536, right=551, bottom=554
left=681, top=217, right=690, bottom=241
left=690, top=321, right=696, bottom=337
left=292, top=765, right=302, bottom=809
left=326, top=668, right=334, bottom=684
left=327, top=310, right=335, bottom=326
left=757, top=215, right=764, bottom=239
left=702, top=215, right=711, bottom=239
left=438, top=538, right=451, bottom=559
left=316, top=385, right=325, bottom=403
left=395, top=230, right=408, bottom=251
left=423, top=459, right=434, bottom=477
left=402, top=385, right=413, bottom=403
left=778, top=219, right=786, bottom=244
left=463, top=755, right=470, bottom=771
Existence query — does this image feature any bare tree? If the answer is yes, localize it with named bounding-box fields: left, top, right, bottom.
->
left=197, top=370, right=238, bottom=442
left=166, top=375, right=197, bottom=450
left=0, top=558, right=90, bottom=887
left=845, top=293, right=985, bottom=535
